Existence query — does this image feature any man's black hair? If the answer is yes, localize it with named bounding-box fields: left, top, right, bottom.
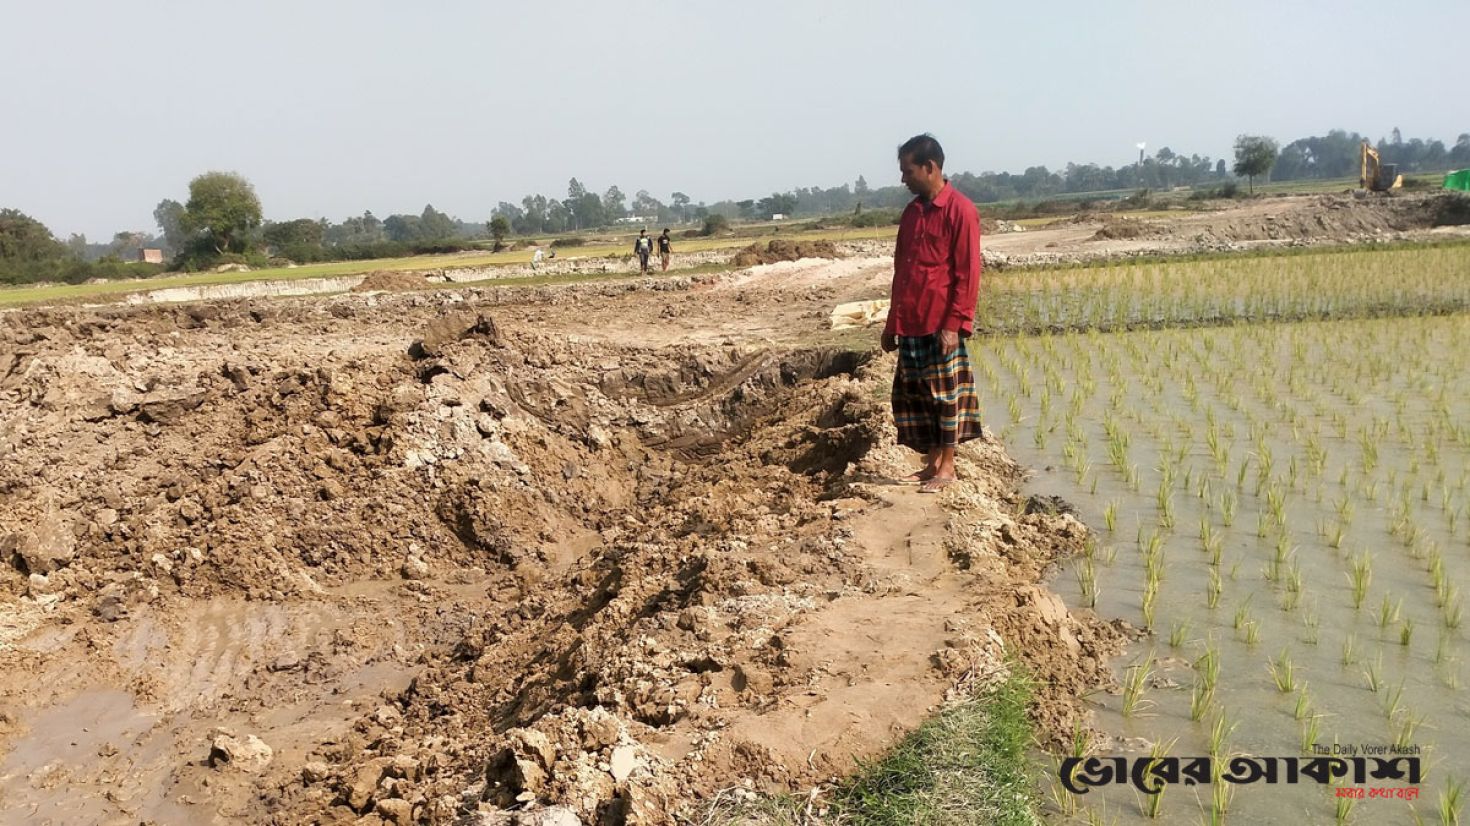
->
left=898, top=134, right=945, bottom=170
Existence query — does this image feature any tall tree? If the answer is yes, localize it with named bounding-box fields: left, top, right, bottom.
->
left=545, top=199, right=570, bottom=234
left=0, top=208, right=67, bottom=263
left=602, top=186, right=627, bottom=221
left=1453, top=134, right=1470, bottom=166
left=669, top=191, right=691, bottom=223
left=181, top=172, right=262, bottom=254
left=631, top=190, right=662, bottom=218
left=153, top=198, right=188, bottom=253
left=1233, top=135, right=1279, bottom=194
left=488, top=215, right=510, bottom=243
left=263, top=219, right=324, bottom=251
left=383, top=214, right=421, bottom=242
left=418, top=204, right=457, bottom=240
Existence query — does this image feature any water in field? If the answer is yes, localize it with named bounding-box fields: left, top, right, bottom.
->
left=980, top=313, right=1470, bottom=824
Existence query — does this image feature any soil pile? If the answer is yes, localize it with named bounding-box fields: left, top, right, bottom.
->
left=0, top=287, right=1121, bottom=824
left=731, top=240, right=842, bottom=267
left=1169, top=193, right=1455, bottom=244
left=354, top=271, right=431, bottom=292
left=1090, top=216, right=1153, bottom=241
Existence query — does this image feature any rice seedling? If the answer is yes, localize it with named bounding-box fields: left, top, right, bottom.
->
left=1198, top=516, right=1215, bottom=549
left=1206, top=568, right=1222, bottom=609
left=1121, top=653, right=1155, bottom=717
left=1244, top=621, right=1262, bottom=646
left=1234, top=600, right=1252, bottom=632
left=1169, top=620, right=1190, bottom=649
left=1394, top=713, right=1424, bottom=751
left=1269, top=648, right=1298, bottom=692
left=1382, top=678, right=1406, bottom=719
left=1141, top=578, right=1159, bottom=631
left=1342, top=633, right=1358, bottom=666
left=1440, top=776, right=1464, bottom=826
left=1219, top=490, right=1236, bottom=526
left=1363, top=654, right=1383, bottom=693
left=1436, top=578, right=1456, bottom=611
left=1103, top=500, right=1118, bottom=532
left=1335, top=789, right=1357, bottom=824
left=1293, top=682, right=1312, bottom=720
left=1140, top=738, right=1174, bottom=819
left=1378, top=595, right=1402, bottom=630
left=1300, top=713, right=1321, bottom=754
left=1347, top=554, right=1372, bottom=610
left=1401, top=618, right=1415, bottom=648
left=1209, top=754, right=1233, bottom=821
left=1076, top=557, right=1098, bottom=609
left=1206, top=708, right=1236, bottom=760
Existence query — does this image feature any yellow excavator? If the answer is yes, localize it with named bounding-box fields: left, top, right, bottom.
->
left=1360, top=141, right=1404, bottom=192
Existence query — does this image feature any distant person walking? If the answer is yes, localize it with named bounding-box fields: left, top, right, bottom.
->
left=634, top=229, right=654, bottom=274
left=881, top=134, right=983, bottom=493
left=658, top=228, right=673, bottom=272
left=531, top=246, right=544, bottom=269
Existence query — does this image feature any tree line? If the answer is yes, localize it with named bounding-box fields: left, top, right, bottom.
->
left=3, top=127, right=1467, bottom=285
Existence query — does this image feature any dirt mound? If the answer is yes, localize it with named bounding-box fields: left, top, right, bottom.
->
left=1090, top=216, right=1153, bottom=240
left=353, top=270, right=430, bottom=292
left=1169, top=193, right=1452, bottom=244
left=0, top=288, right=1120, bottom=824
left=731, top=239, right=842, bottom=267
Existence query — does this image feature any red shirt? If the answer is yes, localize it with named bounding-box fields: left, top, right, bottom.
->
left=884, top=182, right=982, bottom=337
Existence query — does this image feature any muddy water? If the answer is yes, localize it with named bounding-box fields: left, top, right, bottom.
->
left=979, top=315, right=1470, bottom=824
left=0, top=592, right=421, bottom=823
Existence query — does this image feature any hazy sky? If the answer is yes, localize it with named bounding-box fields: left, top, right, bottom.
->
left=3, top=0, right=1465, bottom=239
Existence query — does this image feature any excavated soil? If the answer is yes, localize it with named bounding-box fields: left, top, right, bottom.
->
left=1122, top=192, right=1464, bottom=245
left=354, top=272, right=433, bottom=292
left=0, top=276, right=1123, bottom=825
left=730, top=240, right=842, bottom=268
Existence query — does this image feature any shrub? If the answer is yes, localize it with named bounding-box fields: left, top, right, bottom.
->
left=700, top=214, right=731, bottom=236
left=550, top=237, right=587, bottom=248
left=850, top=209, right=903, bottom=228
left=1121, top=188, right=1153, bottom=209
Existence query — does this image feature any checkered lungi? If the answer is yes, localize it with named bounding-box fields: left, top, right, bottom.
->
left=892, top=334, right=983, bottom=453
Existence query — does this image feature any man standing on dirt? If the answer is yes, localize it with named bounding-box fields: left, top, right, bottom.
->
left=658, top=228, right=673, bottom=272
left=881, top=134, right=983, bottom=493
left=634, top=229, right=654, bottom=274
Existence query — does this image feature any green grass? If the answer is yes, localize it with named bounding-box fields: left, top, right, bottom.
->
left=705, top=670, right=1040, bottom=826
left=0, top=224, right=900, bottom=308
left=829, top=670, right=1039, bottom=825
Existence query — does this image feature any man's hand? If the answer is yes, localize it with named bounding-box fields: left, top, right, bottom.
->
left=881, top=332, right=897, bottom=353
left=938, top=328, right=959, bottom=353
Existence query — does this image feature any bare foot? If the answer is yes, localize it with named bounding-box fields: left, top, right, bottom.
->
left=897, top=469, right=937, bottom=484
left=918, top=476, right=957, bottom=494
